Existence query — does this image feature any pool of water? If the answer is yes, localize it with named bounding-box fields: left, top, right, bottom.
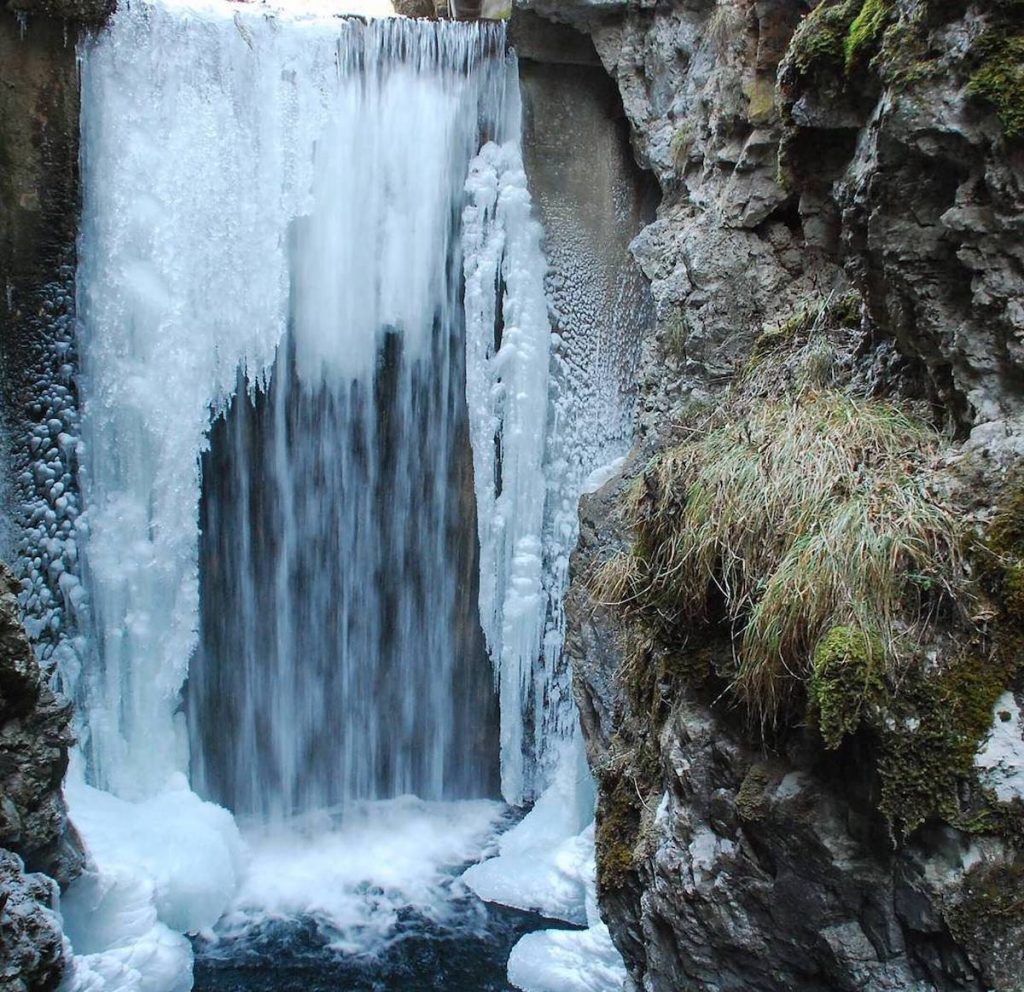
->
left=192, top=900, right=575, bottom=992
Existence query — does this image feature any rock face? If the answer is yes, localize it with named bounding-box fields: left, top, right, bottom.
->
left=1, top=6, right=97, bottom=988
left=0, top=562, right=82, bottom=992
left=524, top=0, right=1024, bottom=989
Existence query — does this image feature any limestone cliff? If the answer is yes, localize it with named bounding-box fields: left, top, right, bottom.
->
left=521, top=1, right=1024, bottom=989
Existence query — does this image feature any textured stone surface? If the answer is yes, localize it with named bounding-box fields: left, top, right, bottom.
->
left=542, top=0, right=1024, bottom=989
left=0, top=563, right=82, bottom=887
left=0, top=559, right=80, bottom=990
left=0, top=851, right=65, bottom=992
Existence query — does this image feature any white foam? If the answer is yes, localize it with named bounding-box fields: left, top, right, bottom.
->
left=212, top=798, right=507, bottom=952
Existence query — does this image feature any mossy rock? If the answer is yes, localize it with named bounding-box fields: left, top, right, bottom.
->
left=944, top=860, right=1024, bottom=988
left=787, top=0, right=892, bottom=80
left=968, top=30, right=1024, bottom=139
left=877, top=652, right=1012, bottom=837
left=595, top=764, right=644, bottom=892
left=844, top=0, right=891, bottom=70
left=736, top=763, right=772, bottom=823
left=809, top=625, right=886, bottom=750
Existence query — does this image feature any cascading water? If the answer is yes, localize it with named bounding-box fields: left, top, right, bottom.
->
left=76, top=0, right=511, bottom=805
left=42, top=0, right=637, bottom=989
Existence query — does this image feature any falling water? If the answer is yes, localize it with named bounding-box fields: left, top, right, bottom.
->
left=61, top=1, right=637, bottom=986
left=76, top=2, right=512, bottom=806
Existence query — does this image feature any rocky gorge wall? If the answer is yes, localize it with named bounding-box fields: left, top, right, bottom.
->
left=523, top=0, right=1024, bottom=990
left=0, top=2, right=102, bottom=987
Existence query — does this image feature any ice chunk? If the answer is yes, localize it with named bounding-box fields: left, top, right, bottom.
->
left=61, top=772, right=242, bottom=992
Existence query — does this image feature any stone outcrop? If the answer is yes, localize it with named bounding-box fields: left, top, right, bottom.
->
left=0, top=562, right=82, bottom=992
left=0, top=561, right=82, bottom=992
left=519, top=0, right=1024, bottom=989
left=1, top=6, right=97, bottom=988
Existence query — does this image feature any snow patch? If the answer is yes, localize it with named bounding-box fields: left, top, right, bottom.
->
left=61, top=772, right=243, bottom=992
left=975, top=691, right=1024, bottom=803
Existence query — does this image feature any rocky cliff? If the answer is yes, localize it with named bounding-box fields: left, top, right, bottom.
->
left=523, top=1, right=1024, bottom=989
left=0, top=1, right=99, bottom=988
left=0, top=563, right=82, bottom=992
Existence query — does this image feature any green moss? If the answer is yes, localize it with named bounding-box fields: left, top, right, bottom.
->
left=736, top=763, right=772, bottom=822
left=844, top=0, right=891, bottom=71
left=944, top=861, right=1024, bottom=969
left=595, top=765, right=642, bottom=892
left=788, top=0, right=891, bottom=79
left=877, top=653, right=1011, bottom=837
left=789, top=0, right=859, bottom=76
left=809, top=626, right=886, bottom=750
left=967, top=31, right=1024, bottom=139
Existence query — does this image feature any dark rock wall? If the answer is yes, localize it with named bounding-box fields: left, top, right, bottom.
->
left=0, top=4, right=101, bottom=989
left=519, top=1, right=1024, bottom=990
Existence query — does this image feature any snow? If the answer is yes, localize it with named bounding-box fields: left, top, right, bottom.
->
left=975, top=691, right=1024, bottom=803
left=61, top=770, right=243, bottom=992
left=462, top=747, right=627, bottom=992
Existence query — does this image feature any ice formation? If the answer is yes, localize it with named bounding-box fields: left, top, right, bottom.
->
left=57, top=0, right=637, bottom=989
left=463, top=138, right=554, bottom=805
left=76, top=0, right=511, bottom=803
left=61, top=766, right=244, bottom=992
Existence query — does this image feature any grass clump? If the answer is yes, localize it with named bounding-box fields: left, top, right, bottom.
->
left=605, top=388, right=963, bottom=729
left=968, top=31, right=1024, bottom=138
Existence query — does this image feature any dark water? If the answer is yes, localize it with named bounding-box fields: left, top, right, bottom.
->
left=192, top=901, right=574, bottom=992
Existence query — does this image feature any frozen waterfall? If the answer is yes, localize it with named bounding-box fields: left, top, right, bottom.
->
left=76, top=2, right=513, bottom=804
left=45, top=0, right=640, bottom=988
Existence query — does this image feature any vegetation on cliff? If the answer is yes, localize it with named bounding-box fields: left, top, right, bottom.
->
left=593, top=293, right=1019, bottom=838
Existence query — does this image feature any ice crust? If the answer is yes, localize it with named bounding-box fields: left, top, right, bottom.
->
left=61, top=770, right=243, bottom=992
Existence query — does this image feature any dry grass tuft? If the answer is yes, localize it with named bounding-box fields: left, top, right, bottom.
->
left=593, top=382, right=968, bottom=731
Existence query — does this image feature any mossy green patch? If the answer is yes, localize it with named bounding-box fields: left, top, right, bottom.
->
left=844, top=0, right=891, bottom=71
left=595, top=762, right=644, bottom=892
left=788, top=0, right=859, bottom=77
left=810, top=625, right=886, bottom=750
left=736, top=763, right=772, bottom=822
left=787, top=0, right=891, bottom=79
left=877, top=652, right=1011, bottom=837
left=968, top=31, right=1024, bottom=139
left=944, top=860, right=1024, bottom=974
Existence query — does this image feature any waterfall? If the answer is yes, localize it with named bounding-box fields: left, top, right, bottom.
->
left=58, top=0, right=636, bottom=987
left=76, top=1, right=512, bottom=804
